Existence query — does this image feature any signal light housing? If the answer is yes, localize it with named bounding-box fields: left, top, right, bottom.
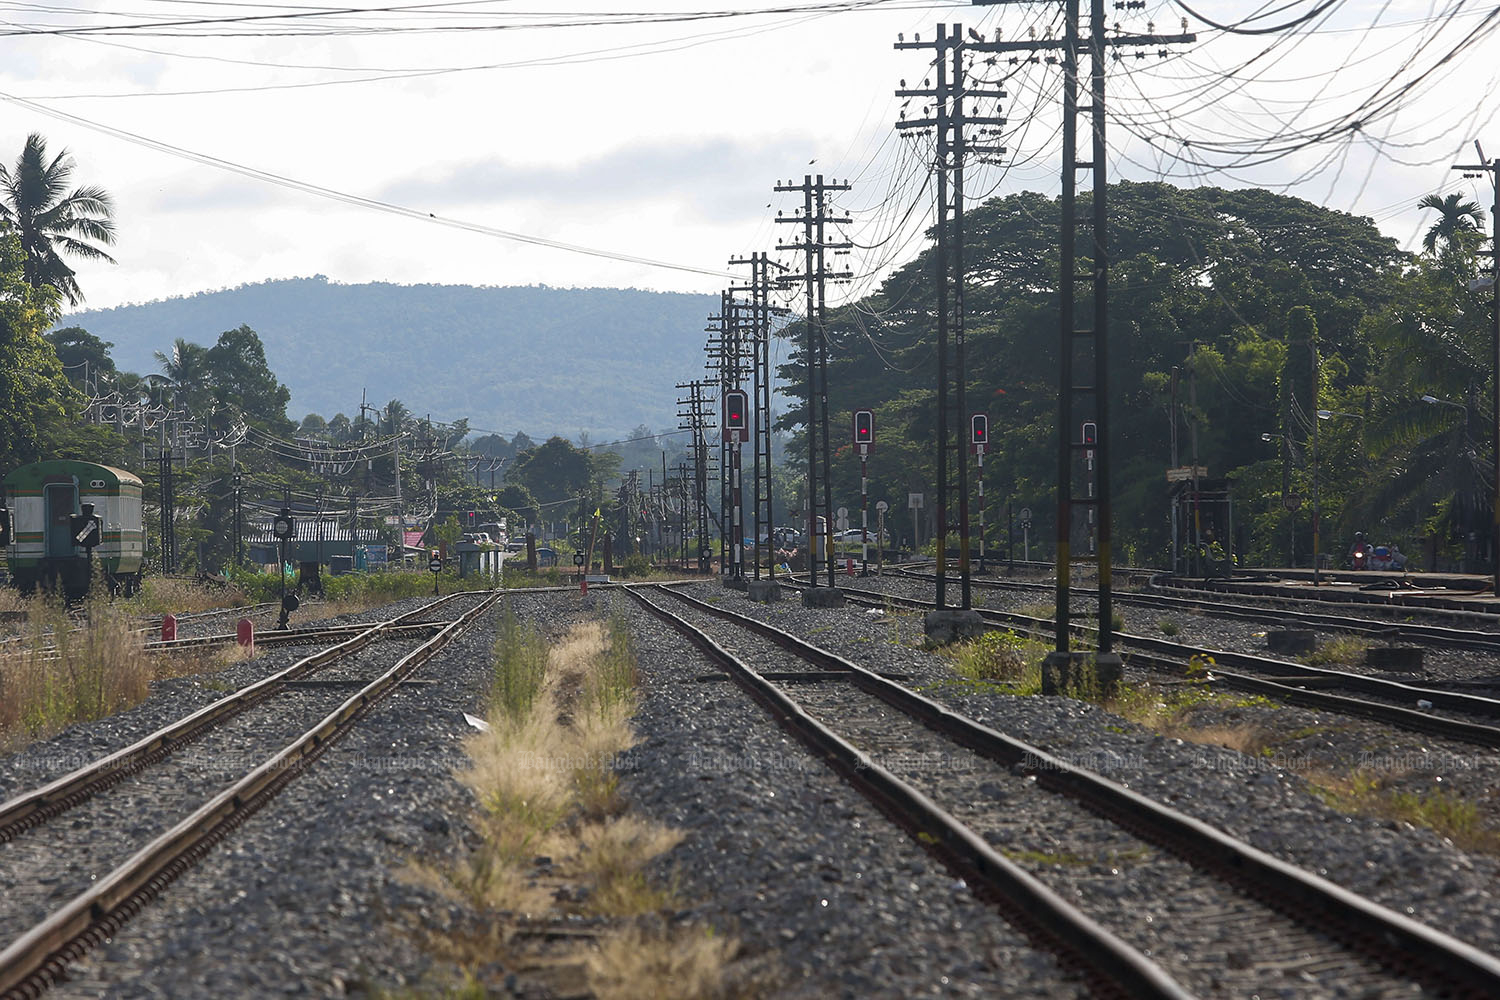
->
left=1081, top=421, right=1098, bottom=446
left=853, top=409, right=874, bottom=449
left=970, top=413, right=989, bottom=446
left=722, top=389, right=749, bottom=442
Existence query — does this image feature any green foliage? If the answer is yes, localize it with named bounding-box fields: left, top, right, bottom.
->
left=510, top=436, right=599, bottom=505
left=775, top=180, right=1407, bottom=567
left=0, top=133, right=116, bottom=306
left=491, top=601, right=549, bottom=722
left=947, top=628, right=1047, bottom=691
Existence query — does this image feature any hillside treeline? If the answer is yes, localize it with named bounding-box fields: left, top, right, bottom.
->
left=778, top=180, right=1494, bottom=570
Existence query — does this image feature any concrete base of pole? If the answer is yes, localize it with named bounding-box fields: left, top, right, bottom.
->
left=1041, top=651, right=1123, bottom=696
left=1266, top=630, right=1317, bottom=656
left=722, top=575, right=748, bottom=592
left=801, top=587, right=845, bottom=608
left=1364, top=646, right=1424, bottom=672
left=746, top=580, right=781, bottom=602
left=922, top=609, right=985, bottom=644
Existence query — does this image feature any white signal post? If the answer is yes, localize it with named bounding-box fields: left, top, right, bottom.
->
left=854, top=410, right=874, bottom=574
left=971, top=414, right=988, bottom=571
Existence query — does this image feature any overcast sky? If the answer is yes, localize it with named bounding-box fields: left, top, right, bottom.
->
left=1, top=0, right=1494, bottom=317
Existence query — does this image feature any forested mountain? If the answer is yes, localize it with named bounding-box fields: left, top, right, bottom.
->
left=61, top=277, right=718, bottom=439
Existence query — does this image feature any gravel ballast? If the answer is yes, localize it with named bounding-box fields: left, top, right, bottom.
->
left=2, top=576, right=1498, bottom=996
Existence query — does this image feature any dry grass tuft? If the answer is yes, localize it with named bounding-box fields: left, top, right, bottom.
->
left=574, top=816, right=684, bottom=916
left=587, top=924, right=741, bottom=1000
left=0, top=598, right=153, bottom=749
left=413, top=607, right=747, bottom=998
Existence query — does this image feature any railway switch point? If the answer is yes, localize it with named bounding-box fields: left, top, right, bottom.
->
left=746, top=580, right=781, bottom=602
left=922, top=609, right=984, bottom=644
left=1041, top=650, right=1123, bottom=696
left=801, top=587, right=845, bottom=609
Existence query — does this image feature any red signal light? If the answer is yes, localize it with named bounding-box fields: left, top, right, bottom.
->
left=853, top=409, right=874, bottom=445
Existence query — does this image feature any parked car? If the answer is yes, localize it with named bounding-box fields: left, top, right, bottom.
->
left=836, top=528, right=889, bottom=545
left=535, top=547, right=558, bottom=567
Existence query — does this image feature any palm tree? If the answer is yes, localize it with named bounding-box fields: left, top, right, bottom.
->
left=0, top=133, right=116, bottom=305
left=1418, top=192, right=1486, bottom=257
left=153, top=338, right=210, bottom=412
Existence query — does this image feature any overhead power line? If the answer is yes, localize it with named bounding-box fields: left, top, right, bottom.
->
left=0, top=87, right=738, bottom=279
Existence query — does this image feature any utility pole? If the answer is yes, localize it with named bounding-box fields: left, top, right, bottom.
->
left=1454, top=141, right=1500, bottom=595
left=677, top=380, right=714, bottom=573
left=968, top=0, right=1193, bottom=687
left=896, top=23, right=1006, bottom=611
left=775, top=175, right=852, bottom=590
left=731, top=251, right=789, bottom=580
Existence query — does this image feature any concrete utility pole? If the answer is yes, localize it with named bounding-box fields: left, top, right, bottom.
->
left=774, top=175, right=852, bottom=593
left=896, top=23, right=1006, bottom=612
left=676, top=380, right=714, bottom=573
left=1453, top=141, right=1500, bottom=595
left=731, top=251, right=790, bottom=580
left=968, top=0, right=1193, bottom=688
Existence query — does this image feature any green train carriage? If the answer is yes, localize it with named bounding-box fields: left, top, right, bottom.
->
left=3, top=460, right=145, bottom=596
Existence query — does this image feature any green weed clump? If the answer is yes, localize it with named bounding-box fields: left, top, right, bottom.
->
left=1301, top=636, right=1370, bottom=668
left=948, top=629, right=1047, bottom=692
left=491, top=602, right=550, bottom=722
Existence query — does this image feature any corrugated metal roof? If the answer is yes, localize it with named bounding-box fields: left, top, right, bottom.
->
left=245, top=516, right=379, bottom=544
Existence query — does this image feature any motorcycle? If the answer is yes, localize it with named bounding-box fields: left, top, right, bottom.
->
left=1351, top=546, right=1369, bottom=571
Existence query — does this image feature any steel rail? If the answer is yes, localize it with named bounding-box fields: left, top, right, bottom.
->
left=0, top=590, right=486, bottom=843
left=897, top=566, right=1500, bottom=647
left=651, top=583, right=1500, bottom=998
left=819, top=581, right=1500, bottom=741
left=626, top=585, right=1192, bottom=1000
left=0, top=591, right=501, bottom=999
left=143, top=618, right=450, bottom=652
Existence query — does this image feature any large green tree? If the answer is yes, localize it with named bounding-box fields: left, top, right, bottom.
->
left=45, top=325, right=115, bottom=386
left=777, top=181, right=1406, bottom=565
left=0, top=133, right=115, bottom=305
left=510, top=436, right=597, bottom=505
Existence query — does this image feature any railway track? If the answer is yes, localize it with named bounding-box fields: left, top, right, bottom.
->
left=897, top=565, right=1500, bottom=643
left=632, top=583, right=1500, bottom=999
left=799, top=577, right=1500, bottom=749
left=0, top=589, right=501, bottom=997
